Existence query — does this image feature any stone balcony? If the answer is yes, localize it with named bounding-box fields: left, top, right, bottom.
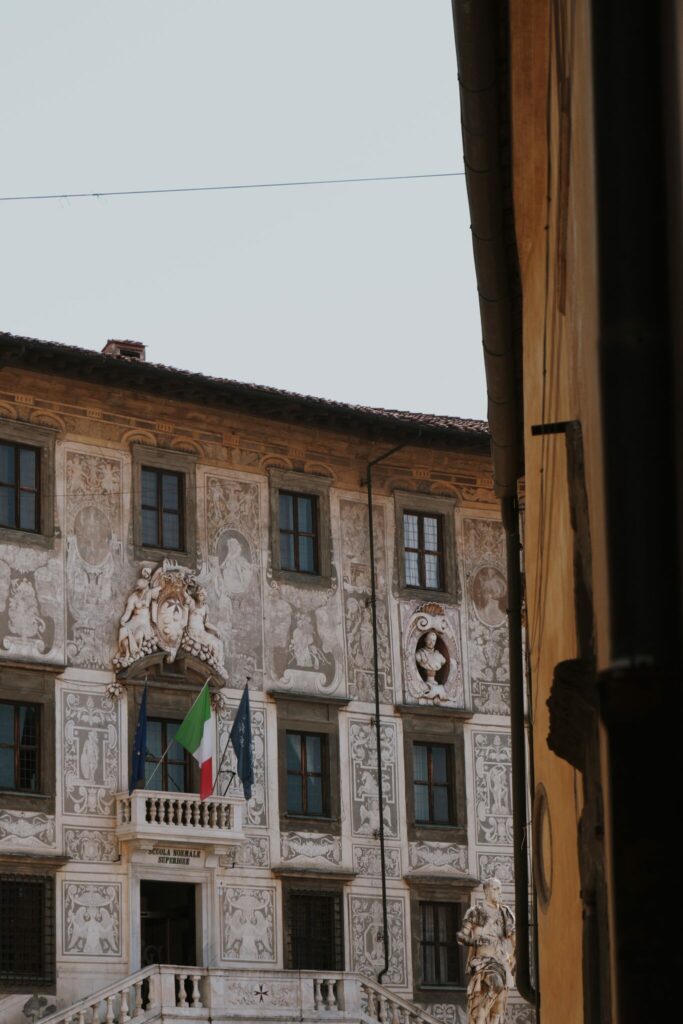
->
left=115, top=789, right=245, bottom=854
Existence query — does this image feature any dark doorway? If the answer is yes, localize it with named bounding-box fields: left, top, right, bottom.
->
left=140, top=881, right=197, bottom=967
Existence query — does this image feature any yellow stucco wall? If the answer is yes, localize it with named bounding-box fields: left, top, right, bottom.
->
left=509, top=0, right=612, bottom=1019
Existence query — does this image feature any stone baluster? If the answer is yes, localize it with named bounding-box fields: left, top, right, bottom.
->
left=313, top=978, right=322, bottom=1010
left=133, top=979, right=144, bottom=1016
left=324, top=979, right=337, bottom=1009
left=190, top=973, right=202, bottom=1007
left=119, top=987, right=130, bottom=1023
left=147, top=797, right=157, bottom=823
left=363, top=984, right=376, bottom=1018
left=209, top=802, right=217, bottom=827
left=104, top=995, right=115, bottom=1023
left=192, top=800, right=200, bottom=826
left=377, top=994, right=388, bottom=1022
left=75, top=1010, right=86, bottom=1024
left=88, top=1001, right=99, bottom=1024
left=177, top=973, right=188, bottom=1007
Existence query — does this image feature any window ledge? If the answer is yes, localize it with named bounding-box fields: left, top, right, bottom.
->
left=395, top=703, right=474, bottom=719
left=270, top=567, right=333, bottom=590
left=133, top=544, right=195, bottom=567
left=272, top=864, right=356, bottom=880
left=399, top=586, right=458, bottom=605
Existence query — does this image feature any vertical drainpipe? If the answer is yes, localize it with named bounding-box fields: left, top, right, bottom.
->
left=365, top=441, right=408, bottom=985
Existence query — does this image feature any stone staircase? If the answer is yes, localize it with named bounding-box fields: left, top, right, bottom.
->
left=40, top=965, right=443, bottom=1024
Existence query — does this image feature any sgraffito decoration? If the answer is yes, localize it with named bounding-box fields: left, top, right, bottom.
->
left=63, top=882, right=121, bottom=957
left=62, top=691, right=119, bottom=817
left=473, top=731, right=513, bottom=846
left=220, top=885, right=276, bottom=962
left=462, top=518, right=510, bottom=714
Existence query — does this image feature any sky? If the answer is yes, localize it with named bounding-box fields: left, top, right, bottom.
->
left=0, top=0, right=487, bottom=420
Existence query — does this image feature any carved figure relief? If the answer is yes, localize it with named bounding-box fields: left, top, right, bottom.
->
left=340, top=500, right=393, bottom=702
left=206, top=476, right=263, bottom=683
left=64, top=827, right=119, bottom=863
left=408, top=841, right=469, bottom=874
left=401, top=601, right=464, bottom=705
left=350, top=895, right=407, bottom=987
left=280, top=832, right=341, bottom=866
left=216, top=699, right=267, bottom=826
left=462, top=518, right=510, bottom=714
left=352, top=844, right=401, bottom=879
left=65, top=451, right=125, bottom=668
left=0, top=546, right=61, bottom=661
left=349, top=720, right=398, bottom=838
left=63, top=882, right=121, bottom=956
left=113, top=559, right=225, bottom=677
left=473, top=732, right=513, bottom=845
left=220, top=885, right=276, bottom=962
left=0, top=811, right=56, bottom=849
left=62, top=691, right=119, bottom=817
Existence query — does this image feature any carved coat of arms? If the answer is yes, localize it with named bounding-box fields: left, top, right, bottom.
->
left=113, top=560, right=226, bottom=678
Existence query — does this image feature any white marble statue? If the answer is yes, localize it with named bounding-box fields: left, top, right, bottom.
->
left=415, top=629, right=447, bottom=701
left=116, top=568, right=156, bottom=660
left=185, top=585, right=224, bottom=664
left=457, top=878, right=516, bottom=1024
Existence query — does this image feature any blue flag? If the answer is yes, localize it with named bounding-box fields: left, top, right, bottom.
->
left=129, top=684, right=148, bottom=794
left=229, top=684, right=254, bottom=800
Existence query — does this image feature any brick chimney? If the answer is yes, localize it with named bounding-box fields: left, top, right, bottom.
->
left=101, top=339, right=146, bottom=361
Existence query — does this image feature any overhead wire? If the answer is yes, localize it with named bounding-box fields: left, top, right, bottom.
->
left=0, top=170, right=466, bottom=204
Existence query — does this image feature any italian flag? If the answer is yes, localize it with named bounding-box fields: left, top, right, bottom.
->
left=175, top=682, right=215, bottom=800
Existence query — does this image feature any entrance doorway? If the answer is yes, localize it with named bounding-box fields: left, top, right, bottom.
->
left=140, top=881, right=197, bottom=967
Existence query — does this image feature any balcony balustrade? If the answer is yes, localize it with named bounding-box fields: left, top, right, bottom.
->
left=115, top=789, right=245, bottom=851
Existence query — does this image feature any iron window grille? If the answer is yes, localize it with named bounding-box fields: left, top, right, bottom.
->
left=0, top=442, right=40, bottom=533
left=0, top=875, right=55, bottom=990
left=278, top=492, right=319, bottom=574
left=0, top=701, right=39, bottom=792
left=145, top=718, right=192, bottom=793
left=403, top=511, right=445, bottom=590
left=419, top=901, right=463, bottom=987
left=413, top=742, right=453, bottom=825
left=141, top=467, right=184, bottom=551
left=286, top=890, right=343, bottom=971
left=285, top=731, right=328, bottom=816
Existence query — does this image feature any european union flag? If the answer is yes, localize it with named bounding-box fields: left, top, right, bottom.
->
left=129, top=683, right=148, bottom=794
left=229, top=684, right=253, bottom=800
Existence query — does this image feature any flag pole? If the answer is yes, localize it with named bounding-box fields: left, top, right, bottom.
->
left=144, top=676, right=213, bottom=791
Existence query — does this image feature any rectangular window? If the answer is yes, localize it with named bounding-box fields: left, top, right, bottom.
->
left=419, top=902, right=462, bottom=986
left=279, top=492, right=319, bottom=574
left=145, top=718, right=191, bottom=793
left=0, top=702, right=39, bottom=792
left=0, top=442, right=40, bottom=533
left=285, top=731, right=327, bottom=816
left=286, top=891, right=343, bottom=970
left=413, top=742, right=453, bottom=825
left=403, top=511, right=444, bottom=590
left=0, top=875, right=55, bottom=988
left=141, top=467, right=184, bottom=550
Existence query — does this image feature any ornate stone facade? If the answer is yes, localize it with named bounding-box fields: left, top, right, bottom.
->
left=0, top=355, right=522, bottom=1024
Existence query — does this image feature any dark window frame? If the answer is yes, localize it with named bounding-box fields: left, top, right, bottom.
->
left=418, top=900, right=464, bottom=988
left=403, top=510, right=445, bottom=591
left=285, top=730, right=329, bottom=817
left=278, top=491, right=320, bottom=575
left=0, top=874, right=55, bottom=991
left=268, top=469, right=332, bottom=587
left=0, top=441, right=41, bottom=534
left=0, top=700, right=40, bottom=793
left=413, top=741, right=454, bottom=825
left=141, top=466, right=185, bottom=552
left=145, top=716, right=192, bottom=794
left=0, top=420, right=56, bottom=548
left=131, top=443, right=197, bottom=566
left=285, top=888, right=344, bottom=971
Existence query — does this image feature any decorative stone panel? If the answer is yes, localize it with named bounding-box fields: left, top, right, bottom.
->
left=473, top=731, right=513, bottom=845
left=216, top=698, right=268, bottom=827
left=408, top=841, right=469, bottom=875
left=62, top=690, right=120, bottom=817
left=349, top=719, right=398, bottom=838
left=0, top=811, right=56, bottom=849
left=63, top=882, right=122, bottom=957
left=349, top=894, right=407, bottom=987
left=64, top=827, right=118, bottom=863
left=280, top=832, right=341, bottom=866
left=220, top=885, right=277, bottom=962
left=462, top=517, right=509, bottom=714
left=352, top=844, right=402, bottom=879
